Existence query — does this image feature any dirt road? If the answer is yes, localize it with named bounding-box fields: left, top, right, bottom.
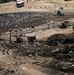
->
left=0, top=1, right=74, bottom=13
left=20, top=64, right=47, bottom=75
left=0, top=53, right=47, bottom=75
left=26, top=26, right=73, bottom=40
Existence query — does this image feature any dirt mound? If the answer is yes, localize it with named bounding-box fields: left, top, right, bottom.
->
left=62, top=38, right=74, bottom=44
left=46, top=34, right=67, bottom=46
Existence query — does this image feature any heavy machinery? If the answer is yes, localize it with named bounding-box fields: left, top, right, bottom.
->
left=59, top=22, right=67, bottom=29
left=53, top=7, right=64, bottom=16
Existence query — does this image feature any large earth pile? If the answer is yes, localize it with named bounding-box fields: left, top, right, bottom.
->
left=46, top=33, right=74, bottom=46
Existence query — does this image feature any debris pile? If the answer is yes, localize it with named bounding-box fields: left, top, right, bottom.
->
left=46, top=34, right=67, bottom=46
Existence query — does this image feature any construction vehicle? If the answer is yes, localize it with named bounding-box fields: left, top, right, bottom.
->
left=59, top=22, right=67, bottom=29
left=53, top=7, right=64, bottom=16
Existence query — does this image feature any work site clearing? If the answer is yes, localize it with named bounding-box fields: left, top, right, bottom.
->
left=0, top=12, right=74, bottom=75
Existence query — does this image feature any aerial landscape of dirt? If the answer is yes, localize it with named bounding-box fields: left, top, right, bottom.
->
left=0, top=12, right=74, bottom=75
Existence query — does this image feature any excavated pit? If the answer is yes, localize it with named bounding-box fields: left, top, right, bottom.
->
left=0, top=12, right=74, bottom=75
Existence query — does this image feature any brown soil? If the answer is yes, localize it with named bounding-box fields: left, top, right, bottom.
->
left=0, top=12, right=74, bottom=75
